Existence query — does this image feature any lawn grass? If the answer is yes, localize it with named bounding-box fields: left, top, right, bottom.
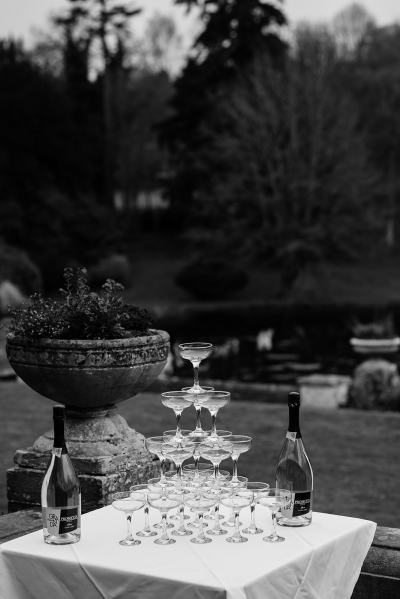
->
left=125, top=233, right=400, bottom=307
left=1, top=380, right=399, bottom=528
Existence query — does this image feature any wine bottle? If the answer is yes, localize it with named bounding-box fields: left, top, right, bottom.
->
left=41, top=405, right=81, bottom=544
left=275, top=391, right=313, bottom=527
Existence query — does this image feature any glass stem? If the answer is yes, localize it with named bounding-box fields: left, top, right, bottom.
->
left=211, top=411, right=217, bottom=437
left=177, top=462, right=182, bottom=479
left=197, top=513, right=206, bottom=541
left=233, top=511, right=241, bottom=541
left=161, top=513, right=169, bottom=542
left=126, top=513, right=133, bottom=540
left=213, top=505, right=221, bottom=531
left=195, top=406, right=202, bottom=431
left=194, top=456, right=200, bottom=478
left=175, top=411, right=182, bottom=438
left=179, top=504, right=185, bottom=531
left=192, top=361, right=201, bottom=390
left=159, top=457, right=166, bottom=482
left=143, top=506, right=151, bottom=532
left=271, top=510, right=278, bottom=539
left=250, top=503, right=256, bottom=528
left=232, top=457, right=238, bottom=480
left=213, top=464, right=218, bottom=479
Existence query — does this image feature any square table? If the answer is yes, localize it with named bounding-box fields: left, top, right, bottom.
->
left=0, top=505, right=376, bottom=599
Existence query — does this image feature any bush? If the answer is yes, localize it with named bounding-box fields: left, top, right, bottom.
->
left=9, top=267, right=153, bottom=340
left=175, top=258, right=248, bottom=300
left=88, top=254, right=132, bottom=289
left=0, top=241, right=42, bottom=295
left=348, top=359, right=400, bottom=411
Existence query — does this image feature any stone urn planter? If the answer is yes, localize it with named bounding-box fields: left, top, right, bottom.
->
left=6, top=329, right=170, bottom=512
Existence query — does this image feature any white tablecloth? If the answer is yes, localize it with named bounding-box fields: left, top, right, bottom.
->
left=0, top=505, right=376, bottom=599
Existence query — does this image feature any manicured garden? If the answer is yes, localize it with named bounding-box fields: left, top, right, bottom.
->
left=1, top=380, right=399, bottom=528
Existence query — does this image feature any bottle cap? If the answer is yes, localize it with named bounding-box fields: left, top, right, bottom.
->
left=53, top=405, right=65, bottom=420
left=288, top=391, right=300, bottom=407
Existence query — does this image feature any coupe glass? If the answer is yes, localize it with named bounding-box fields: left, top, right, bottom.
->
left=129, top=484, right=157, bottom=538
left=166, top=483, right=193, bottom=536
left=145, top=436, right=168, bottom=483
left=221, top=490, right=253, bottom=543
left=224, top=476, right=249, bottom=527
left=111, top=491, right=146, bottom=546
left=183, top=387, right=214, bottom=438
left=242, top=482, right=270, bottom=535
left=178, top=342, right=213, bottom=395
left=205, top=481, right=232, bottom=536
left=162, top=439, right=195, bottom=480
left=183, top=462, right=213, bottom=481
left=184, top=491, right=217, bottom=544
left=146, top=477, right=174, bottom=528
left=147, top=491, right=181, bottom=545
left=160, top=391, right=195, bottom=442
left=257, top=488, right=292, bottom=543
left=197, top=391, right=230, bottom=440
left=198, top=440, right=233, bottom=479
left=229, top=435, right=252, bottom=482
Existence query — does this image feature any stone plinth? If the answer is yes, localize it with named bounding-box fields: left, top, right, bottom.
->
left=7, top=406, right=160, bottom=513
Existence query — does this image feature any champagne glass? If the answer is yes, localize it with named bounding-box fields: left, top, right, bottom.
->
left=162, top=439, right=195, bottom=480
left=178, top=342, right=213, bottom=394
left=146, top=477, right=174, bottom=529
left=112, top=491, right=145, bottom=546
left=183, top=462, right=213, bottom=481
left=147, top=491, right=181, bottom=545
left=242, top=482, right=270, bottom=535
left=166, top=483, right=192, bottom=537
left=221, top=490, right=253, bottom=543
left=197, top=391, right=230, bottom=440
left=224, top=476, right=248, bottom=527
left=257, top=488, right=291, bottom=543
left=198, top=440, right=233, bottom=479
left=205, top=480, right=232, bottom=536
left=184, top=491, right=217, bottom=544
left=229, top=435, right=252, bottom=482
left=129, top=484, right=157, bottom=538
left=145, top=436, right=168, bottom=483
left=160, top=391, right=195, bottom=442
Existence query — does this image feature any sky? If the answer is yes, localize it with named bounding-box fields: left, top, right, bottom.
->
left=1, top=0, right=399, bottom=44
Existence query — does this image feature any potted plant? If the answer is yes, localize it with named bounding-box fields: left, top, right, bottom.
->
left=6, top=267, right=170, bottom=512
left=350, top=316, right=400, bottom=355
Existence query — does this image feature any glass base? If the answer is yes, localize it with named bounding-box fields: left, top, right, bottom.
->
left=242, top=526, right=263, bottom=535
left=226, top=535, right=247, bottom=543
left=207, top=527, right=228, bottom=536
left=182, top=386, right=214, bottom=394
left=172, top=528, right=192, bottom=536
left=154, top=537, right=176, bottom=545
left=191, top=536, right=212, bottom=544
left=136, top=529, right=157, bottom=537
left=263, top=534, right=285, bottom=543
left=169, top=512, right=190, bottom=521
left=187, top=519, right=208, bottom=528
left=119, top=538, right=141, bottom=546
left=154, top=521, right=174, bottom=529
left=224, top=520, right=242, bottom=527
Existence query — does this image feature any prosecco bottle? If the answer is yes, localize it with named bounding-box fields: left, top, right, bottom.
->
left=275, top=391, right=313, bottom=526
left=41, top=406, right=81, bottom=544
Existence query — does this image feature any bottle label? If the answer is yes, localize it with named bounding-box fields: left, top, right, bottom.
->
left=281, top=491, right=312, bottom=518
left=43, top=507, right=79, bottom=534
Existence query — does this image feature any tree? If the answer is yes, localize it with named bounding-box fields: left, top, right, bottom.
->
left=137, top=12, right=183, bottom=75
left=163, top=0, right=287, bottom=222
left=181, top=25, right=381, bottom=292
left=331, top=3, right=375, bottom=57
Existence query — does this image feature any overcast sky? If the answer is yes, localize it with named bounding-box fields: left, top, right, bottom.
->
left=1, top=0, right=399, bottom=43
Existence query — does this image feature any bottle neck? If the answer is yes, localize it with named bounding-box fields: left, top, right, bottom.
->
left=53, top=417, right=66, bottom=449
left=288, top=404, right=302, bottom=438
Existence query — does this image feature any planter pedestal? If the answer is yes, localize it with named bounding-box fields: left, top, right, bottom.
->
left=7, top=406, right=160, bottom=513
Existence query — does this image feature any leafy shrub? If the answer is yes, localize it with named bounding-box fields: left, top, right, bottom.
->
left=175, top=258, right=248, bottom=300
left=348, top=359, right=400, bottom=411
left=0, top=241, right=42, bottom=295
left=8, top=267, right=153, bottom=340
left=88, top=254, right=131, bottom=289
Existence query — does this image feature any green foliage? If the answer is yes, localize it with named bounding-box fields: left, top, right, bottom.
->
left=349, top=359, right=400, bottom=410
left=8, top=267, right=153, bottom=340
left=0, top=241, right=42, bottom=295
left=175, top=258, right=248, bottom=300
left=88, top=254, right=132, bottom=288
